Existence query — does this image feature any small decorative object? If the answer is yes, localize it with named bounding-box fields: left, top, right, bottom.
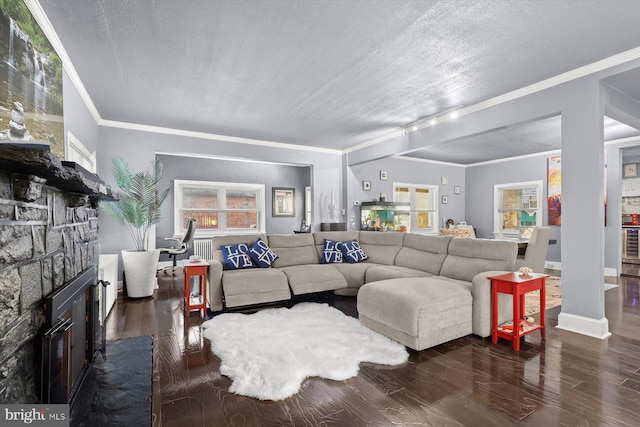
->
left=624, top=163, right=637, bottom=178
left=441, top=195, right=448, bottom=204
left=380, top=170, right=388, bottom=180
left=328, top=190, right=338, bottom=221
left=454, top=185, right=461, bottom=194
left=362, top=180, right=371, bottom=191
left=299, top=219, right=310, bottom=232
left=445, top=218, right=455, bottom=229
left=379, top=192, right=387, bottom=202
left=441, top=176, right=447, bottom=185
left=518, top=266, right=533, bottom=276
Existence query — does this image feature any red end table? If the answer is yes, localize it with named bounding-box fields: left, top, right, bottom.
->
left=488, top=272, right=548, bottom=351
left=183, top=259, right=208, bottom=316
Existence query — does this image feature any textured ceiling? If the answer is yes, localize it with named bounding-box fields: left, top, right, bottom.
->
left=37, top=0, right=640, bottom=161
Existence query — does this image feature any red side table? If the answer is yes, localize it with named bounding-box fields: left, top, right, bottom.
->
left=488, top=272, right=548, bottom=351
left=183, top=259, right=208, bottom=316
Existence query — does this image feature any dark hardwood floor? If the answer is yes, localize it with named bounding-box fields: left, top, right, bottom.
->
left=106, top=271, right=640, bottom=426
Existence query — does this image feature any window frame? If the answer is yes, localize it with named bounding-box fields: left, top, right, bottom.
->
left=173, top=180, right=266, bottom=236
left=393, top=182, right=439, bottom=234
left=493, top=180, right=543, bottom=237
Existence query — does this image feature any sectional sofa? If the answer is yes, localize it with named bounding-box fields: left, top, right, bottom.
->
left=206, top=231, right=518, bottom=351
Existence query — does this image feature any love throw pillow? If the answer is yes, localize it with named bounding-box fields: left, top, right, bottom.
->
left=249, top=237, right=278, bottom=268
left=220, top=243, right=254, bottom=270
left=340, top=241, right=368, bottom=263
left=321, top=239, right=343, bottom=264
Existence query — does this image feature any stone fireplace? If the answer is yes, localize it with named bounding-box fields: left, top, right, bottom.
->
left=0, top=145, right=114, bottom=404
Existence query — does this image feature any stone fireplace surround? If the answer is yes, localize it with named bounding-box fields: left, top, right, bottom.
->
left=0, top=145, right=114, bottom=403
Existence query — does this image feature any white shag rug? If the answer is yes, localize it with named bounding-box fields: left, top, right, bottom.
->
left=201, top=302, right=409, bottom=401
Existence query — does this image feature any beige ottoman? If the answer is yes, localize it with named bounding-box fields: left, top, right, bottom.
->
left=357, top=277, right=473, bottom=351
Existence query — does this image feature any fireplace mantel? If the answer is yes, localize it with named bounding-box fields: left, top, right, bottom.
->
left=0, top=145, right=115, bottom=200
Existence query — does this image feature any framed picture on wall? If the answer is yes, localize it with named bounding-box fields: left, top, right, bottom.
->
left=272, top=187, right=295, bottom=217
left=442, top=195, right=449, bottom=204
left=362, top=180, right=371, bottom=191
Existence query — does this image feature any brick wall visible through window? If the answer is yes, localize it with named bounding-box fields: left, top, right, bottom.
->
left=175, top=180, right=265, bottom=235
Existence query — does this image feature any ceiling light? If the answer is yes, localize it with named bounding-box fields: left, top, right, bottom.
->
left=430, top=118, right=436, bottom=126
left=450, top=111, right=458, bottom=119
left=412, top=124, right=418, bottom=131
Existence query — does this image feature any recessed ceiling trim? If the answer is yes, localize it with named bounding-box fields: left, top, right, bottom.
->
left=465, top=149, right=562, bottom=168
left=346, top=45, right=640, bottom=155
left=392, top=155, right=465, bottom=168
left=100, top=119, right=342, bottom=155
left=26, top=0, right=102, bottom=123
left=156, top=151, right=311, bottom=168
left=605, top=134, right=640, bottom=146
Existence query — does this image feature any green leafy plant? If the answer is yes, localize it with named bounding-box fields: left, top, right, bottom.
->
left=102, top=157, right=170, bottom=251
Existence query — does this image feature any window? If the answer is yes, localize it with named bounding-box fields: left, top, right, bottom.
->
left=493, top=180, right=543, bottom=237
left=174, top=180, right=265, bottom=236
left=393, top=183, right=439, bottom=234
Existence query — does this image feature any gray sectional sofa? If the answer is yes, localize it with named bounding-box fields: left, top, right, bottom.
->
left=206, top=231, right=518, bottom=351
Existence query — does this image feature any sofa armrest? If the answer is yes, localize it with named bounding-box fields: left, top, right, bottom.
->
left=471, top=270, right=514, bottom=338
left=207, top=259, right=224, bottom=312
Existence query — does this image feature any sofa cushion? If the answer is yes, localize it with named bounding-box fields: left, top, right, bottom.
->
left=366, top=265, right=431, bottom=283
left=220, top=243, right=255, bottom=270
left=248, top=237, right=278, bottom=268
left=439, top=239, right=517, bottom=282
left=222, top=268, right=290, bottom=308
left=268, top=234, right=318, bottom=268
left=320, top=239, right=344, bottom=264
left=332, top=263, right=372, bottom=288
left=313, top=231, right=360, bottom=259
left=395, top=234, right=452, bottom=275
left=279, top=265, right=348, bottom=295
left=357, top=277, right=472, bottom=351
left=340, top=241, right=368, bottom=263
left=359, top=231, right=404, bottom=265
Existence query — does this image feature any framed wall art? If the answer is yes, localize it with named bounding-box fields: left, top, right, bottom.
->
left=272, top=187, right=295, bottom=217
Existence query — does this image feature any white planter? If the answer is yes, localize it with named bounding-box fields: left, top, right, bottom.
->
left=121, top=249, right=160, bottom=298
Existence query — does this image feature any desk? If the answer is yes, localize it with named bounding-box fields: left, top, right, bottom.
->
left=183, top=259, right=208, bottom=316
left=489, top=272, right=548, bottom=351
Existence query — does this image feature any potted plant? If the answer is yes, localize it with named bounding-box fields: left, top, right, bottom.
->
left=102, top=157, right=170, bottom=298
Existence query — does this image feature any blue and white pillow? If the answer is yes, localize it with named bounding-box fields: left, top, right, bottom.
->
left=340, top=241, right=368, bottom=264
left=321, top=239, right=343, bottom=264
left=220, top=243, right=254, bottom=270
left=249, top=237, right=278, bottom=268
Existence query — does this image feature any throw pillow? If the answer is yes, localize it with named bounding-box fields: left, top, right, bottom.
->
left=340, top=241, right=368, bottom=263
left=321, top=239, right=343, bottom=264
left=249, top=237, right=278, bottom=268
left=220, top=243, right=255, bottom=270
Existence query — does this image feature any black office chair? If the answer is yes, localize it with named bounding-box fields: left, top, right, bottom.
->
left=159, top=219, right=196, bottom=275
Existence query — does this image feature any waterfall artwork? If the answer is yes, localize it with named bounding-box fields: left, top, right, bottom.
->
left=0, top=0, right=64, bottom=160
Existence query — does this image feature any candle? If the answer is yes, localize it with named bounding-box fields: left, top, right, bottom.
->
left=331, top=190, right=335, bottom=205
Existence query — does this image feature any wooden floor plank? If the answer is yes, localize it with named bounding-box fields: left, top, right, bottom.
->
left=105, top=270, right=640, bottom=426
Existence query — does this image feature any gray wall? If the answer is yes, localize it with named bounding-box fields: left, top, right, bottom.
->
left=62, top=72, right=99, bottom=153
left=465, top=146, right=623, bottom=270
left=95, top=126, right=343, bottom=269
left=347, top=157, right=465, bottom=231
left=465, top=154, right=560, bottom=261
left=156, top=154, right=311, bottom=243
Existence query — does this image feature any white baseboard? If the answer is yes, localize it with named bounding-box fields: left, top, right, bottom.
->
left=557, top=312, right=611, bottom=339
left=544, top=261, right=617, bottom=277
